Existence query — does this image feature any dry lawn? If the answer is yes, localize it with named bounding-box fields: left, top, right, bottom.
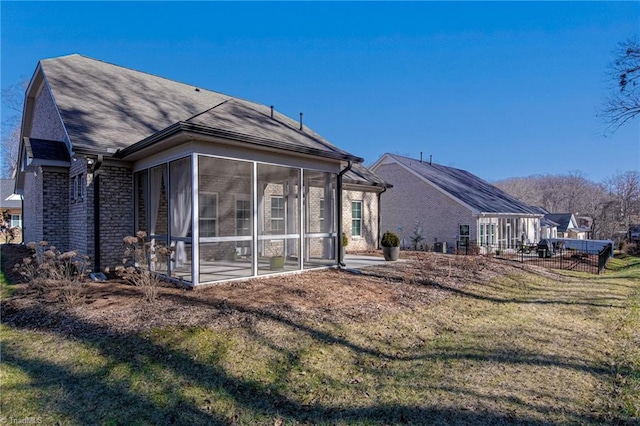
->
left=1, top=248, right=638, bottom=425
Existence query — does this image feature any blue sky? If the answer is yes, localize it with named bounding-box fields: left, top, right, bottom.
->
left=2, top=1, right=638, bottom=182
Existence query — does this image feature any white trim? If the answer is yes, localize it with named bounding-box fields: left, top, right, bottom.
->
left=191, top=153, right=199, bottom=286
left=351, top=199, right=363, bottom=237
left=258, top=233, right=299, bottom=240
left=198, top=191, right=219, bottom=238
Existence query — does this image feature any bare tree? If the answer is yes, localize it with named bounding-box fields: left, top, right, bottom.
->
left=605, top=171, right=640, bottom=236
left=495, top=172, right=629, bottom=240
left=1, top=80, right=27, bottom=178
left=601, top=37, right=640, bottom=132
left=494, top=176, right=541, bottom=207
left=578, top=183, right=614, bottom=240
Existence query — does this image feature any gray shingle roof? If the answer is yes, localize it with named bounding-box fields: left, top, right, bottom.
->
left=544, top=214, right=574, bottom=232
left=40, top=54, right=360, bottom=162
left=343, top=163, right=392, bottom=189
left=0, top=179, right=21, bottom=209
left=385, top=154, right=541, bottom=215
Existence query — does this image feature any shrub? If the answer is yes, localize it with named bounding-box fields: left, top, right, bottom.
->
left=410, top=222, right=424, bottom=251
left=342, top=232, right=349, bottom=247
left=381, top=231, right=400, bottom=248
left=14, top=241, right=90, bottom=303
left=1, top=209, right=20, bottom=243
left=116, top=231, right=173, bottom=303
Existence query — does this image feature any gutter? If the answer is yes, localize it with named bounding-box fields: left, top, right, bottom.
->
left=377, top=187, right=387, bottom=249
left=337, top=161, right=353, bottom=267
left=114, top=122, right=363, bottom=163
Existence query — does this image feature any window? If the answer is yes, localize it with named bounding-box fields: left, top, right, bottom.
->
left=319, top=199, right=325, bottom=230
left=236, top=198, right=251, bottom=236
left=199, top=192, right=218, bottom=237
left=10, top=214, right=21, bottom=228
left=270, top=196, right=285, bottom=234
left=73, top=173, right=85, bottom=202
left=351, top=200, right=362, bottom=237
left=490, top=224, right=496, bottom=245
left=459, top=224, right=470, bottom=247
left=480, top=224, right=485, bottom=245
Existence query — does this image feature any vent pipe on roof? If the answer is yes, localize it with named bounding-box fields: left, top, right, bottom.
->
left=299, top=112, right=303, bottom=130
left=420, top=152, right=423, bottom=163
left=430, top=154, right=433, bottom=165
left=270, top=105, right=274, bottom=119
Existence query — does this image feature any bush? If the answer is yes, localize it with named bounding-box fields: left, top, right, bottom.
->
left=116, top=231, right=173, bottom=303
left=410, top=222, right=423, bottom=250
left=342, top=232, right=349, bottom=247
left=14, top=241, right=90, bottom=303
left=381, top=231, right=400, bottom=248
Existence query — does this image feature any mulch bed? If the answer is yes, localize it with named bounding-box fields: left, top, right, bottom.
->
left=1, top=244, right=564, bottom=337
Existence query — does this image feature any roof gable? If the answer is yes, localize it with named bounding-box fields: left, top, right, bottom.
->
left=544, top=213, right=577, bottom=232
left=375, top=153, right=540, bottom=215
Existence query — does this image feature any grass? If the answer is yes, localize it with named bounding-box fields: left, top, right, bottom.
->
left=0, top=271, right=15, bottom=300
left=1, top=259, right=639, bottom=424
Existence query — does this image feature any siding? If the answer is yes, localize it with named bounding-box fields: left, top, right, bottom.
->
left=29, top=84, right=69, bottom=144
left=374, top=163, right=474, bottom=251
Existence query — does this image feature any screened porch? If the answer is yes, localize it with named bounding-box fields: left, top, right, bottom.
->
left=134, top=154, right=339, bottom=286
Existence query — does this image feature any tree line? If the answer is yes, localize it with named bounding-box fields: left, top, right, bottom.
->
left=494, top=171, right=640, bottom=241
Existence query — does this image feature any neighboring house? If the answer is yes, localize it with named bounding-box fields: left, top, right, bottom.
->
left=530, top=206, right=558, bottom=240
left=14, top=54, right=384, bottom=286
left=342, top=163, right=392, bottom=252
left=539, top=217, right=560, bottom=239
left=0, top=179, right=23, bottom=238
left=544, top=213, right=591, bottom=240
left=371, top=154, right=543, bottom=252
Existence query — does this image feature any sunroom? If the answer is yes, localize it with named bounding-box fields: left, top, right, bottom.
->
left=477, top=214, right=540, bottom=250
left=118, top=119, right=361, bottom=287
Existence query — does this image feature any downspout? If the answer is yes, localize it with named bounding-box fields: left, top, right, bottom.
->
left=92, top=155, right=103, bottom=272
left=377, top=187, right=387, bottom=249
left=337, top=161, right=352, bottom=267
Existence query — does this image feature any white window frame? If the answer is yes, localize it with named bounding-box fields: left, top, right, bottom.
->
left=235, top=195, right=251, bottom=237
left=270, top=195, right=285, bottom=234
left=459, top=224, right=470, bottom=247
left=198, top=192, right=218, bottom=238
left=351, top=200, right=362, bottom=237
left=10, top=214, right=22, bottom=228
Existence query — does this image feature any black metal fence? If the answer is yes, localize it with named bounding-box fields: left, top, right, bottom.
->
left=455, top=241, right=613, bottom=274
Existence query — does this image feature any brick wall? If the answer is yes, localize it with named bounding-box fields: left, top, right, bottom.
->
left=374, top=163, right=474, bottom=251
left=23, top=169, right=43, bottom=245
left=96, top=165, right=133, bottom=271
left=23, top=85, right=71, bottom=247
left=342, top=189, right=379, bottom=252
left=42, top=169, right=69, bottom=251
left=69, top=157, right=89, bottom=257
